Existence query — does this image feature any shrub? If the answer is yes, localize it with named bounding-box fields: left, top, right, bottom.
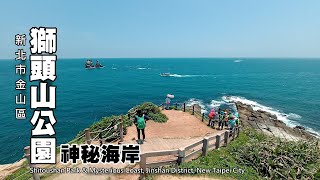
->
left=70, top=115, right=121, bottom=144
left=128, top=102, right=168, bottom=123
left=71, top=102, right=168, bottom=143
left=180, top=128, right=320, bottom=180
left=233, top=129, right=320, bottom=179
left=147, top=113, right=168, bottom=123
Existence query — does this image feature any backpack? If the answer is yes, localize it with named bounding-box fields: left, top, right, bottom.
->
left=219, top=114, right=224, bottom=121
left=136, top=115, right=146, bottom=129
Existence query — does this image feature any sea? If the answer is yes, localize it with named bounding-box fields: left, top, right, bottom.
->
left=0, top=58, right=319, bottom=164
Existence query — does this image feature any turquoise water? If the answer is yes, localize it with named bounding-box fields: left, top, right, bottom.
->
left=0, top=58, right=319, bottom=164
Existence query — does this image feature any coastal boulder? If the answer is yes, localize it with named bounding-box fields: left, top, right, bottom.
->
left=235, top=102, right=315, bottom=141
left=294, top=125, right=306, bottom=130
left=270, top=114, right=277, bottom=119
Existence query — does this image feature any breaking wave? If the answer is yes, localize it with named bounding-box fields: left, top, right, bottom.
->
left=168, top=74, right=214, bottom=78
left=208, top=100, right=225, bottom=109
left=222, top=95, right=320, bottom=136
left=185, top=98, right=207, bottom=113
left=185, top=96, right=319, bottom=137
left=185, top=98, right=234, bottom=114
left=137, top=67, right=151, bottom=70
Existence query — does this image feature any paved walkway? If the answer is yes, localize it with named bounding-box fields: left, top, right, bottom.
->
left=48, top=110, right=223, bottom=180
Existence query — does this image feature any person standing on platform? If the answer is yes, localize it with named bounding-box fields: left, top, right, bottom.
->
left=134, top=110, right=149, bottom=144
left=165, top=96, right=171, bottom=110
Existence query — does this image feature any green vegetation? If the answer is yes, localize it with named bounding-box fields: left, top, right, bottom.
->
left=128, top=102, right=168, bottom=123
left=70, top=102, right=168, bottom=144
left=4, top=161, right=31, bottom=180
left=179, top=128, right=320, bottom=180
left=179, top=129, right=261, bottom=180
left=69, top=115, right=123, bottom=144
left=233, top=129, right=320, bottom=179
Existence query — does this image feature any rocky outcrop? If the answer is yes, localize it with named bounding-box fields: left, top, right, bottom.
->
left=294, top=125, right=305, bottom=130
left=235, top=102, right=316, bottom=140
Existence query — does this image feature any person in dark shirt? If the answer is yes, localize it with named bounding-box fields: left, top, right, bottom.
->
left=134, top=110, right=150, bottom=144
left=218, top=109, right=225, bottom=130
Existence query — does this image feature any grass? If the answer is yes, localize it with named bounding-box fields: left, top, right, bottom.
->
left=179, top=128, right=320, bottom=180
left=233, top=129, right=320, bottom=179
left=179, top=129, right=262, bottom=180
left=4, top=161, right=31, bottom=180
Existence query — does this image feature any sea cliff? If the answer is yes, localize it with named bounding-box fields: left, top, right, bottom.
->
left=235, top=102, right=316, bottom=140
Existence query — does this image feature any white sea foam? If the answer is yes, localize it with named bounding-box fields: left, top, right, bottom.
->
left=186, top=98, right=237, bottom=115
left=169, top=74, right=213, bottom=78
left=185, top=98, right=207, bottom=113
left=234, top=59, right=243, bottom=63
left=208, top=100, right=225, bottom=109
left=208, top=99, right=238, bottom=113
left=137, top=67, right=147, bottom=70
left=288, top=113, right=302, bottom=119
left=222, top=95, right=320, bottom=137
left=168, top=74, right=184, bottom=77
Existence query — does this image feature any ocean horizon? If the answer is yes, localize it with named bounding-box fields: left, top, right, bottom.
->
left=0, top=58, right=319, bottom=164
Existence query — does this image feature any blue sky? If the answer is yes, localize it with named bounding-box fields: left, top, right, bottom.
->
left=0, top=0, right=320, bottom=59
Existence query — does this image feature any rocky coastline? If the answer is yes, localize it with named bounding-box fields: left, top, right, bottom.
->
left=235, top=102, right=316, bottom=140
